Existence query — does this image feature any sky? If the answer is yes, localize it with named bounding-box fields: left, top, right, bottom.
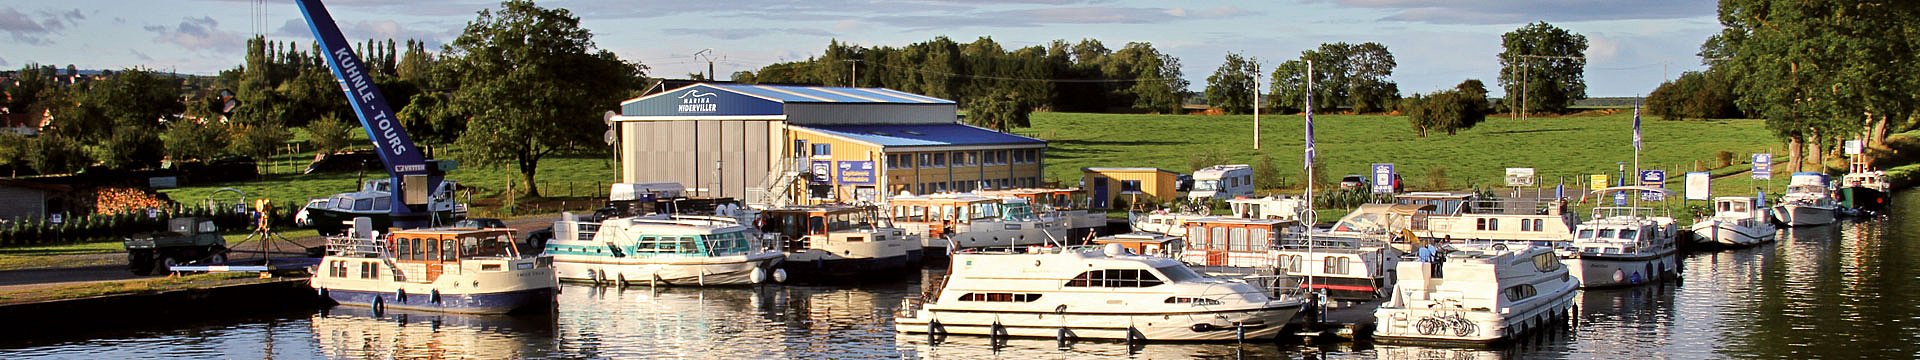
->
left=0, top=0, right=1723, bottom=98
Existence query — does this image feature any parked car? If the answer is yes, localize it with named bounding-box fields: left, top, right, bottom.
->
left=452, top=218, right=507, bottom=229
left=1339, top=175, right=1367, bottom=190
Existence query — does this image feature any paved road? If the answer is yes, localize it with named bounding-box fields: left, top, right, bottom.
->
left=0, top=215, right=560, bottom=297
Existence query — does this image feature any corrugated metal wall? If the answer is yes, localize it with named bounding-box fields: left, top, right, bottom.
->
left=620, top=120, right=774, bottom=199
left=0, top=187, right=46, bottom=220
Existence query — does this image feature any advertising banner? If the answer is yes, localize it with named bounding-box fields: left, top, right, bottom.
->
left=837, top=161, right=876, bottom=185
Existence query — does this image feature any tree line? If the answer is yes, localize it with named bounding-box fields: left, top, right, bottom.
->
left=0, top=0, right=645, bottom=198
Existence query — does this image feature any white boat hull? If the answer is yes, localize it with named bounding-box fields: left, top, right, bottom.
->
left=550, top=252, right=784, bottom=286
left=1688, top=220, right=1775, bottom=247
left=1771, top=204, right=1836, bottom=227
left=896, top=304, right=1301, bottom=341
left=1373, top=287, right=1575, bottom=344
left=1565, top=251, right=1678, bottom=288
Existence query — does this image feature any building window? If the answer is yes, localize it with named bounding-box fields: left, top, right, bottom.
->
left=1324, top=256, right=1350, bottom=275
left=794, top=140, right=808, bottom=158
left=933, top=153, right=946, bottom=167
left=812, top=143, right=832, bottom=158
left=1120, top=180, right=1143, bottom=193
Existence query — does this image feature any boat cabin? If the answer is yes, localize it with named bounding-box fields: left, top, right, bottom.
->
left=1227, top=196, right=1309, bottom=222
left=887, top=195, right=1005, bottom=238
left=759, top=205, right=885, bottom=249
left=1091, top=232, right=1183, bottom=258
left=324, top=228, right=523, bottom=284
left=1179, top=217, right=1296, bottom=267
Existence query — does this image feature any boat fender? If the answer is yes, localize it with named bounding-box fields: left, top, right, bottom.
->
left=1056, top=327, right=1077, bottom=345
left=316, top=287, right=326, bottom=297
left=1235, top=322, right=1245, bottom=342
left=431, top=289, right=441, bottom=304
left=617, top=273, right=628, bottom=287
left=1630, top=272, right=1644, bottom=285
left=372, top=296, right=385, bottom=316
left=990, top=321, right=1008, bottom=339
left=750, top=267, right=767, bottom=284
left=928, top=320, right=947, bottom=345
left=1125, top=326, right=1146, bottom=346
left=772, top=268, right=788, bottom=283
left=397, top=289, right=408, bottom=303
left=1612, top=269, right=1626, bottom=283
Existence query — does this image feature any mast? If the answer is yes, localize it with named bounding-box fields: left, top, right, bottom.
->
left=1303, top=58, right=1316, bottom=292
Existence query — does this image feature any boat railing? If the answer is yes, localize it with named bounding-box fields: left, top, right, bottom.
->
left=325, top=235, right=388, bottom=258
left=1590, top=206, right=1671, bottom=220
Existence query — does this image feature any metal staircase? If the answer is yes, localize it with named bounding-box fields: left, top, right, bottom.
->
left=748, top=157, right=806, bottom=209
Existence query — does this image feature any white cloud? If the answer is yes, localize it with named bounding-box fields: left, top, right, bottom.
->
left=144, top=16, right=246, bottom=54
left=0, top=7, right=85, bottom=45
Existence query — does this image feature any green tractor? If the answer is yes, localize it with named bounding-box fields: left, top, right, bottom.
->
left=123, top=217, right=229, bottom=275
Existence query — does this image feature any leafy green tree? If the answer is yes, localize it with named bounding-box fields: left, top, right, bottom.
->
left=397, top=93, right=465, bottom=150
left=1645, top=71, right=1741, bottom=120
left=1405, top=80, right=1490, bottom=137
left=1497, top=22, right=1588, bottom=115
left=306, top=113, right=356, bottom=154
left=1204, top=52, right=1260, bottom=114
left=443, top=0, right=646, bottom=197
left=229, top=122, right=291, bottom=172
left=53, top=68, right=185, bottom=142
left=963, top=90, right=1032, bottom=132
left=101, top=125, right=166, bottom=169
left=1707, top=0, right=1849, bottom=170
left=164, top=121, right=230, bottom=162
left=4, top=64, right=56, bottom=116
left=1267, top=42, right=1399, bottom=114
left=1107, top=42, right=1187, bottom=113
left=24, top=134, right=91, bottom=174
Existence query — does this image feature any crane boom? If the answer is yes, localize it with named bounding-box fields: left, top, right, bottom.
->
left=293, top=0, right=438, bottom=226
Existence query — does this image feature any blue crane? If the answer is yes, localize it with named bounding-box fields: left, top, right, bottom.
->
left=293, top=0, right=447, bottom=229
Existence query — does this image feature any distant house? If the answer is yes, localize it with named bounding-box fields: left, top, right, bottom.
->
left=1081, top=167, right=1180, bottom=209
left=0, top=179, right=70, bottom=222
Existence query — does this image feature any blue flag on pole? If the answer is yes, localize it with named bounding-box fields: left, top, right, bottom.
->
left=1632, top=105, right=1642, bottom=151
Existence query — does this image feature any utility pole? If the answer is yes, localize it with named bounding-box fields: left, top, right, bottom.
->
left=1252, top=58, right=1261, bottom=150
left=842, top=59, right=862, bottom=87
left=694, top=48, right=717, bottom=80
left=1511, top=54, right=1585, bottom=121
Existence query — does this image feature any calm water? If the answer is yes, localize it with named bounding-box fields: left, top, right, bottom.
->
left=4, top=192, right=1917, bottom=359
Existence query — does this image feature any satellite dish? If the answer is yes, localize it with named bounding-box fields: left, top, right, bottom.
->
left=603, top=110, right=617, bottom=126
left=604, top=129, right=617, bottom=145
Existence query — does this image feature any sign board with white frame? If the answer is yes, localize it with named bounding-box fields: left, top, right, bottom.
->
left=1505, top=168, right=1536, bottom=187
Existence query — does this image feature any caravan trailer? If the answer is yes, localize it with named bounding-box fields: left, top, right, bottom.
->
left=1191, top=164, right=1254, bottom=200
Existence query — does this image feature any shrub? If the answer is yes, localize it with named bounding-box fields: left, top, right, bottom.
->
left=1426, top=166, right=1449, bottom=190
left=1716, top=151, right=1734, bottom=169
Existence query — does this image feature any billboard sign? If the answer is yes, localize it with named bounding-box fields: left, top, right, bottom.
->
left=810, top=161, right=832, bottom=184
left=1640, top=170, right=1666, bottom=201
left=1684, top=172, right=1711, bottom=201
left=1590, top=174, right=1609, bottom=191
left=837, top=161, right=876, bottom=185
left=1505, top=168, right=1536, bottom=187
left=1371, top=163, right=1395, bottom=194
left=1752, top=153, right=1772, bottom=179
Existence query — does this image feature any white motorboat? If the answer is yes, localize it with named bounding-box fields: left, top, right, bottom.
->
left=1317, top=193, right=1577, bottom=254
left=1563, top=186, right=1679, bottom=288
left=758, top=205, right=918, bottom=282
left=544, top=215, right=785, bottom=286
left=894, top=244, right=1308, bottom=341
left=310, top=222, right=557, bottom=314
left=1690, top=195, right=1777, bottom=247
left=302, top=178, right=466, bottom=235
left=1771, top=172, right=1838, bottom=227
left=888, top=194, right=1068, bottom=256
left=1174, top=217, right=1395, bottom=301
left=1373, top=244, right=1577, bottom=345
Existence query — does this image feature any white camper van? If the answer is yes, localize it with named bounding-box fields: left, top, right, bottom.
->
left=1190, top=164, right=1254, bottom=200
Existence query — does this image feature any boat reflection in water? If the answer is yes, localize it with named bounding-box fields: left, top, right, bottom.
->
left=310, top=307, right=556, bottom=359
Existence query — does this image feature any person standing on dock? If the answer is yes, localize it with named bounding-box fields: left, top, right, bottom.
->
left=1417, top=240, right=1438, bottom=278
left=1432, top=236, right=1450, bottom=278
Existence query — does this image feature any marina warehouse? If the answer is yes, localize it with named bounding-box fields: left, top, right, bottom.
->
left=613, top=83, right=1047, bottom=205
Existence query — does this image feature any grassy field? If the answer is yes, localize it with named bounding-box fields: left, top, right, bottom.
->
left=159, top=152, right=617, bottom=213
left=1023, top=111, right=1787, bottom=199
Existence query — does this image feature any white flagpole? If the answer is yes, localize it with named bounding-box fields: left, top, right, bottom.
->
left=1304, top=58, right=1315, bottom=294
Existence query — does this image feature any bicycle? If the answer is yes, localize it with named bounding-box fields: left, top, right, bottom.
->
left=1413, top=301, right=1479, bottom=337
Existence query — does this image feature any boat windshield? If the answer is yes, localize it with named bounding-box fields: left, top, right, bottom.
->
left=1597, top=229, right=1616, bottom=238
left=1154, top=264, right=1204, bottom=283
left=1618, top=229, right=1639, bottom=240
left=1000, top=203, right=1036, bottom=221
left=1577, top=229, right=1595, bottom=239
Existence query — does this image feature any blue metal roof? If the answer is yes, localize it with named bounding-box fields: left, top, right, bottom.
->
left=796, top=124, right=1044, bottom=148
left=703, top=83, right=954, bottom=104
